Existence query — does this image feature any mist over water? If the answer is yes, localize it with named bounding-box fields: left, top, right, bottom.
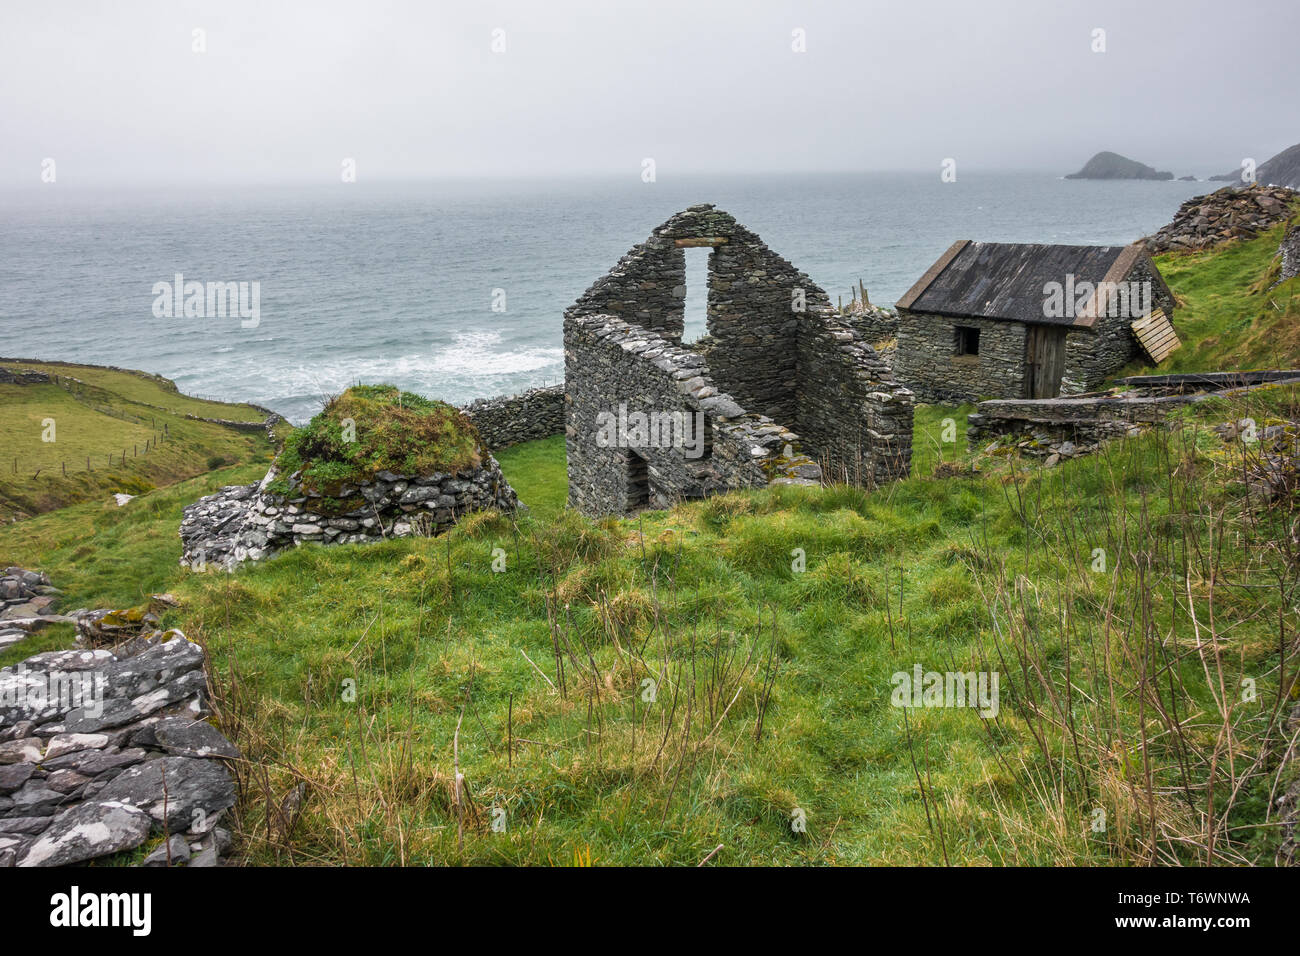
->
left=0, top=173, right=1212, bottom=423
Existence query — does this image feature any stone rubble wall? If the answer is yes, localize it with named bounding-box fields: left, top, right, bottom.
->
left=565, top=204, right=913, bottom=511
left=185, top=411, right=285, bottom=437
left=1144, top=184, right=1296, bottom=253
left=0, top=367, right=52, bottom=386
left=179, top=456, right=519, bottom=570
left=838, top=304, right=900, bottom=344
left=460, top=384, right=565, bottom=450
left=564, top=313, right=820, bottom=516
left=1, top=630, right=238, bottom=867
left=0, top=568, right=85, bottom=654
left=1278, top=223, right=1300, bottom=286
left=796, top=307, right=914, bottom=485
left=1, top=568, right=59, bottom=627
left=1060, top=258, right=1176, bottom=393
left=894, top=313, right=1028, bottom=403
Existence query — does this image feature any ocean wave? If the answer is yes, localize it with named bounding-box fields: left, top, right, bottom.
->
left=231, top=332, right=563, bottom=422
left=427, top=330, right=561, bottom=376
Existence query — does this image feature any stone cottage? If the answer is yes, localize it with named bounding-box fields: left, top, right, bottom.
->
left=564, top=204, right=914, bottom=516
left=893, top=240, right=1176, bottom=402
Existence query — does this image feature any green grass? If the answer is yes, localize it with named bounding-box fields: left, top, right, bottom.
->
left=268, top=385, right=480, bottom=502
left=909, top=402, right=975, bottom=476
left=493, top=435, right=567, bottom=520
left=0, top=360, right=274, bottom=519
left=3, top=225, right=1298, bottom=867
left=4, top=359, right=267, bottom=422
left=1124, top=208, right=1300, bottom=375
left=3, top=400, right=1294, bottom=865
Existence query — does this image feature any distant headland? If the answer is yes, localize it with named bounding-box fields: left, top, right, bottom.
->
left=1209, top=141, right=1300, bottom=189
left=1067, top=140, right=1300, bottom=189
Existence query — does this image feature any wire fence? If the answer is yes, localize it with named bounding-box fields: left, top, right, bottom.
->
left=8, top=425, right=172, bottom=480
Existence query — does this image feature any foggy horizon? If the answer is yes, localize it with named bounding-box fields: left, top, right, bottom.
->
left=2, top=0, right=1295, bottom=186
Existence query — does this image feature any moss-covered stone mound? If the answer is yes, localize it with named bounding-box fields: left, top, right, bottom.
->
left=269, top=385, right=481, bottom=497
left=179, top=385, right=519, bottom=569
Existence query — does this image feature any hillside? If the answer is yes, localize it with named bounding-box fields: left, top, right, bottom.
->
left=0, top=359, right=278, bottom=521
left=1065, top=150, right=1174, bottom=180
left=4, top=222, right=1300, bottom=867
left=3, top=217, right=1300, bottom=866
left=1211, top=141, right=1300, bottom=189
left=1126, top=197, right=1300, bottom=374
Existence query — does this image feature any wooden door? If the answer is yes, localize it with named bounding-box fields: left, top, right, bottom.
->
left=1024, top=325, right=1067, bottom=398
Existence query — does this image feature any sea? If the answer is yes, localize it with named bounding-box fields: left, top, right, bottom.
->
left=0, top=172, right=1214, bottom=424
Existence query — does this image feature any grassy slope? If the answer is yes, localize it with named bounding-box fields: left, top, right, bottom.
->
left=1, top=228, right=1298, bottom=866
left=0, top=359, right=274, bottom=519
left=2, top=394, right=1295, bottom=865
left=1123, top=210, right=1300, bottom=376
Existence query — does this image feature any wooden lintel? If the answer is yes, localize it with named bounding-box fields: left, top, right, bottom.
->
left=674, top=237, right=728, bottom=248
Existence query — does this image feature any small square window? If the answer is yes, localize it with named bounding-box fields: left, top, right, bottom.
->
left=955, top=326, right=980, bottom=356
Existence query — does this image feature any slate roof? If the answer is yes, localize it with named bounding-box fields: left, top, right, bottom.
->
left=896, top=240, right=1168, bottom=328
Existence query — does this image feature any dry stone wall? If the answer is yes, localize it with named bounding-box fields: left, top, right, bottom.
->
left=564, top=313, right=820, bottom=516
left=1279, top=223, right=1300, bottom=286
left=179, top=457, right=519, bottom=570
left=0, top=367, right=52, bottom=386
left=894, top=315, right=1028, bottom=403
left=1144, top=184, right=1296, bottom=253
left=1, top=630, right=238, bottom=867
left=564, top=204, right=913, bottom=514
left=460, top=384, right=564, bottom=449
left=839, top=304, right=900, bottom=343
left=796, top=309, right=913, bottom=484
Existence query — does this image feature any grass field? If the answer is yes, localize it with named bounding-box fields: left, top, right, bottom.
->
left=5, top=359, right=268, bottom=423
left=0, top=359, right=274, bottom=520
left=2, top=222, right=1299, bottom=867
left=3, top=386, right=1297, bottom=865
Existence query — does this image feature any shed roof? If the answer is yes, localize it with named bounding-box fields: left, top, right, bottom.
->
left=896, top=240, right=1168, bottom=328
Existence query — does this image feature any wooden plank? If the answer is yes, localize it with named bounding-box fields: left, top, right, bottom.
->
left=1131, top=309, right=1180, bottom=364
left=1138, top=326, right=1176, bottom=347
left=1140, top=336, right=1177, bottom=358
left=1131, top=308, right=1166, bottom=333
left=673, top=237, right=728, bottom=248
left=1142, top=327, right=1177, bottom=347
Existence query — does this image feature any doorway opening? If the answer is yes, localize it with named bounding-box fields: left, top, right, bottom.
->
left=625, top=450, right=650, bottom=510
left=1024, top=325, right=1068, bottom=398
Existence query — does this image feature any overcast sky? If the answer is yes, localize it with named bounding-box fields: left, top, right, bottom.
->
left=1, top=0, right=1295, bottom=184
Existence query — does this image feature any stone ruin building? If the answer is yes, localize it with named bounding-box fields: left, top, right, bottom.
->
left=564, top=204, right=914, bottom=516
left=893, top=240, right=1177, bottom=402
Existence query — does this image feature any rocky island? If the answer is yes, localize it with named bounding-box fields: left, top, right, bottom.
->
left=1065, top=150, right=1174, bottom=180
